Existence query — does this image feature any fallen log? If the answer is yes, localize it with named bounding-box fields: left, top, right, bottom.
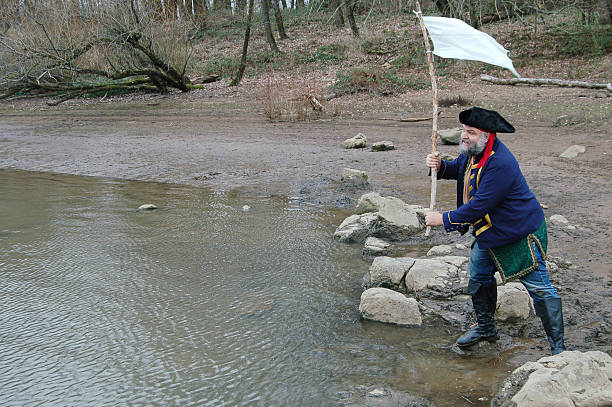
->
left=307, top=94, right=323, bottom=111
left=481, top=74, right=612, bottom=92
left=378, top=115, right=455, bottom=122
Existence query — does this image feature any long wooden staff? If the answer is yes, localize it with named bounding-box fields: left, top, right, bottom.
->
left=415, top=1, right=439, bottom=237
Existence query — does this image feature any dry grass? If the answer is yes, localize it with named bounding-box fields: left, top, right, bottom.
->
left=259, top=75, right=330, bottom=121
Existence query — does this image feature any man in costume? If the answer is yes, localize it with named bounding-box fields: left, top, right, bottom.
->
left=424, top=106, right=566, bottom=355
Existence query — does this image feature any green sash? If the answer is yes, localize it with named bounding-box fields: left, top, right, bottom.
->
left=487, top=221, right=548, bottom=282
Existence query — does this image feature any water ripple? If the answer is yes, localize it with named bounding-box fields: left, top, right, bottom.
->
left=0, top=170, right=512, bottom=407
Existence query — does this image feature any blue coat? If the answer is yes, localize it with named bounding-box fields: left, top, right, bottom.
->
left=438, top=138, right=544, bottom=249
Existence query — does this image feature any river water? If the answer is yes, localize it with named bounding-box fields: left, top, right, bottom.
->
left=0, top=169, right=513, bottom=406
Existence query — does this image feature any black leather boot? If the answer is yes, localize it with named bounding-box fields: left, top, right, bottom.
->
left=534, top=297, right=566, bottom=355
left=457, top=281, right=499, bottom=348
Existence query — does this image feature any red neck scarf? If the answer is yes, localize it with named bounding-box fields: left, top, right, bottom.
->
left=475, top=131, right=496, bottom=169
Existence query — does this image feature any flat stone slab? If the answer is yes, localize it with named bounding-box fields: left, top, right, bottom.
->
left=359, top=287, right=422, bottom=326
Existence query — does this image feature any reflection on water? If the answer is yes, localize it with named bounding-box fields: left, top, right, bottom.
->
left=0, top=169, right=511, bottom=406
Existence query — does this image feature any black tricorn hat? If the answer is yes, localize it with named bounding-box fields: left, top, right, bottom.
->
left=459, top=106, right=515, bottom=133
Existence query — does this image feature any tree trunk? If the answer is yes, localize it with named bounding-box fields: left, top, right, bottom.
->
left=236, top=0, right=247, bottom=14
left=165, top=0, right=178, bottom=18
left=214, top=0, right=232, bottom=10
left=280, top=0, right=288, bottom=9
left=330, top=0, right=345, bottom=27
left=343, top=0, right=359, bottom=37
left=147, top=0, right=165, bottom=19
left=596, top=0, right=612, bottom=23
left=270, top=0, right=288, bottom=39
left=230, top=0, right=255, bottom=86
left=296, top=0, right=304, bottom=8
left=193, top=0, right=208, bottom=27
left=176, top=0, right=187, bottom=20
left=261, top=0, right=279, bottom=52
left=432, top=0, right=450, bottom=17
left=480, top=74, right=612, bottom=92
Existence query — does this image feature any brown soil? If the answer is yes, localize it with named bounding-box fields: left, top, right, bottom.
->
left=0, top=71, right=610, bottom=360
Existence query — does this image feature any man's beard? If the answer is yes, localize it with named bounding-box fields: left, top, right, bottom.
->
left=459, top=135, right=488, bottom=156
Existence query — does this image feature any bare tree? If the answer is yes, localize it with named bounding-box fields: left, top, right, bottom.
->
left=330, top=0, right=345, bottom=27
left=214, top=0, right=232, bottom=10
left=261, top=0, right=279, bottom=52
left=0, top=0, right=207, bottom=104
left=236, top=0, right=247, bottom=13
left=270, top=0, right=288, bottom=39
left=230, top=0, right=255, bottom=85
left=193, top=0, right=208, bottom=27
left=343, top=0, right=359, bottom=37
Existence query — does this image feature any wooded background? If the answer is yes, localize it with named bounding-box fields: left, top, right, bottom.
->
left=1, top=0, right=610, bottom=103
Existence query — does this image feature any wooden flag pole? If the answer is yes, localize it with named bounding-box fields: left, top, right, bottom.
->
left=415, top=1, right=439, bottom=237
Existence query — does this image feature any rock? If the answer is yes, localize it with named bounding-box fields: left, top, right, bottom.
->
left=365, top=256, right=415, bottom=292
left=371, top=141, right=395, bottom=151
left=334, top=213, right=378, bottom=243
left=546, top=260, right=559, bottom=273
left=434, top=255, right=469, bottom=269
left=343, top=133, right=367, bottom=149
left=239, top=294, right=276, bottom=317
left=341, top=168, right=369, bottom=188
left=559, top=145, right=586, bottom=158
left=491, top=350, right=612, bottom=407
left=138, top=203, right=158, bottom=210
left=343, top=386, right=435, bottom=407
left=495, top=283, right=533, bottom=322
left=549, top=214, right=569, bottom=225
left=438, top=127, right=462, bottom=145
left=241, top=205, right=250, bottom=212
left=441, top=152, right=456, bottom=161
left=553, top=114, right=586, bottom=127
left=426, top=244, right=453, bottom=256
left=363, top=237, right=394, bottom=257
left=375, top=198, right=425, bottom=241
left=405, top=258, right=458, bottom=293
left=359, top=287, right=422, bottom=326
left=456, top=243, right=467, bottom=250
left=340, top=193, right=425, bottom=242
left=355, top=192, right=388, bottom=214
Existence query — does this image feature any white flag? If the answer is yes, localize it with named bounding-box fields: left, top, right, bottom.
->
left=421, top=16, right=520, bottom=78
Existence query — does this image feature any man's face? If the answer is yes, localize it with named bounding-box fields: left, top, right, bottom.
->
left=459, top=124, right=489, bottom=155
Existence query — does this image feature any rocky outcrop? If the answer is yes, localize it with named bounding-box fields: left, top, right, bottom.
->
left=359, top=287, right=422, bottom=326
left=358, top=253, right=544, bottom=327
left=343, top=133, right=367, bottom=149
left=492, top=350, right=612, bottom=407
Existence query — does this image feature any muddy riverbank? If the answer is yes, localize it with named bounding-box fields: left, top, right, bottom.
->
left=1, top=83, right=610, bottom=375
